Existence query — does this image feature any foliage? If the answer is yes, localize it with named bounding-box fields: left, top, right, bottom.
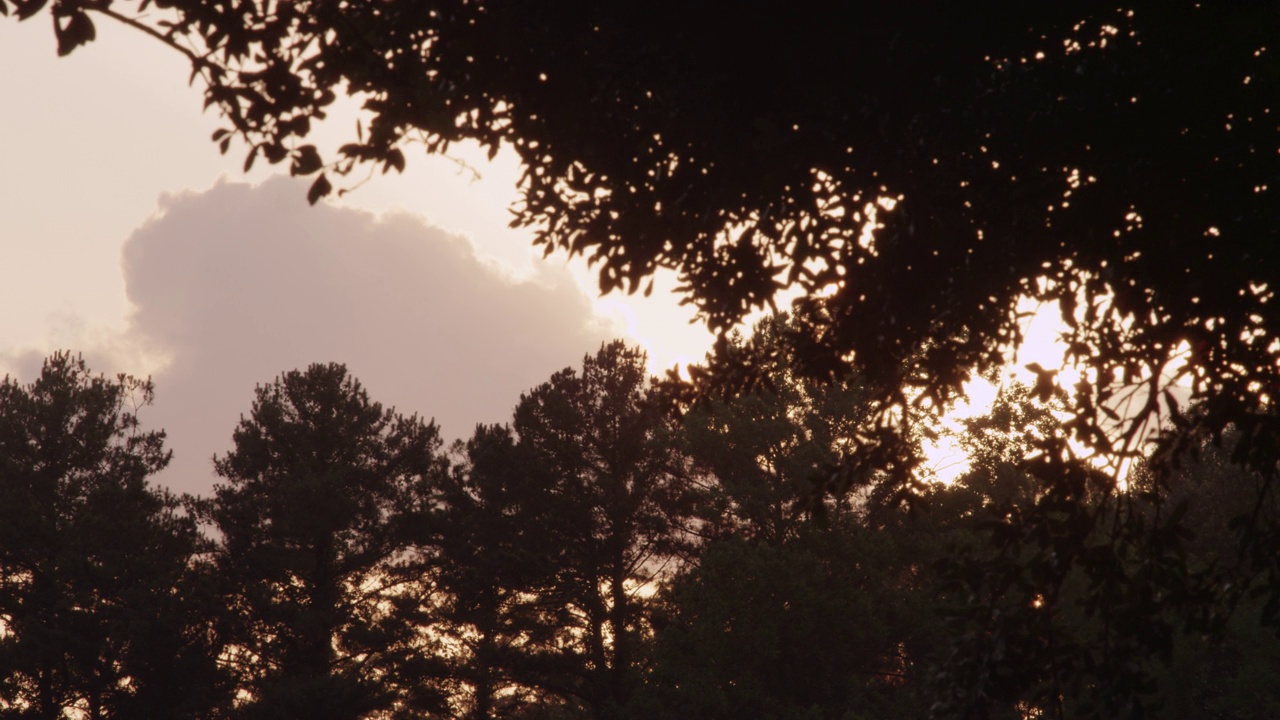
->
left=678, top=315, right=879, bottom=544
left=931, top=394, right=1280, bottom=719
left=1143, top=433, right=1280, bottom=720
left=1, top=349, right=1277, bottom=719
left=509, top=341, right=692, bottom=719
left=637, top=522, right=945, bottom=720
left=639, top=322, right=955, bottom=720
left=433, top=424, right=574, bottom=720
left=206, top=362, right=449, bottom=720
left=0, top=352, right=215, bottom=719
left=8, top=2, right=1277, bottom=490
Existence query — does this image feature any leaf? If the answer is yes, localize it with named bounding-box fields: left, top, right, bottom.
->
left=383, top=148, right=405, bottom=174
left=13, top=0, right=49, bottom=21
left=263, top=143, right=288, bottom=164
left=291, top=145, right=323, bottom=176
left=289, top=114, right=311, bottom=137
left=1026, top=362, right=1057, bottom=402
left=243, top=146, right=260, bottom=172
left=307, top=173, right=332, bottom=205
left=54, top=10, right=95, bottom=57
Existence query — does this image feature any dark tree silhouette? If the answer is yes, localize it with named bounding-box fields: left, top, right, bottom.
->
left=0, top=353, right=215, bottom=720
left=924, top=389, right=1280, bottom=719
left=433, top=424, right=575, bottom=720
left=638, top=523, right=946, bottom=720
left=1141, top=433, right=1280, bottom=720
left=206, top=363, right=449, bottom=720
left=678, top=314, right=881, bottom=545
left=640, top=321, right=950, bottom=720
left=510, top=342, right=692, bottom=720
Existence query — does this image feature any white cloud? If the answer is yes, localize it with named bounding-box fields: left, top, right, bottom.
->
left=9, top=177, right=617, bottom=496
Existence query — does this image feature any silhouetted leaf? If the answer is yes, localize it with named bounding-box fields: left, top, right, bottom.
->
left=307, top=173, right=331, bottom=204
left=290, top=144, right=322, bottom=176
left=12, top=0, right=48, bottom=21
left=53, top=10, right=94, bottom=56
left=263, top=143, right=287, bottom=164
left=383, top=148, right=405, bottom=174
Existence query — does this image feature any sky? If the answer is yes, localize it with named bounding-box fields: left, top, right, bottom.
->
left=0, top=16, right=714, bottom=495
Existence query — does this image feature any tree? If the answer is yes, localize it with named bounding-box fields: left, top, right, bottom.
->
left=639, top=317, right=949, bottom=719
left=433, top=424, right=576, bottom=720
left=927, top=387, right=1112, bottom=720
left=509, top=341, right=692, bottom=720
left=677, top=315, right=879, bottom=545
left=925, top=391, right=1274, bottom=719
left=636, top=523, right=945, bottom=720
left=1132, top=431, right=1280, bottom=720
left=0, top=353, right=216, bottom=719
left=950, top=383, right=1072, bottom=511
left=206, top=362, right=449, bottom=720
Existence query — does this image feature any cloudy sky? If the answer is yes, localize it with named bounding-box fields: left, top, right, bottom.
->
left=0, top=17, right=714, bottom=495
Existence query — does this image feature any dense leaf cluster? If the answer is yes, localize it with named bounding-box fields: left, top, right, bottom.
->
left=6, top=3, right=1277, bottom=496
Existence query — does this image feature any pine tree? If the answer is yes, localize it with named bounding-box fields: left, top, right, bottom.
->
left=510, top=342, right=692, bottom=720
left=0, top=352, right=212, bottom=719
left=207, top=363, right=449, bottom=720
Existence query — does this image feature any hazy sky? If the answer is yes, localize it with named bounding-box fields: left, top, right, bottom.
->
left=0, top=16, right=714, bottom=495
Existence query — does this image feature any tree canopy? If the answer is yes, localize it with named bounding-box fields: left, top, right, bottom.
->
left=0, top=353, right=215, bottom=719
left=509, top=341, right=691, bottom=719
left=678, top=315, right=877, bottom=543
left=207, top=362, right=449, bottom=719
left=8, top=1, right=1276, bottom=493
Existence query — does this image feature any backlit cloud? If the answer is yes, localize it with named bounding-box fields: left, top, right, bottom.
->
left=59, top=176, right=613, bottom=495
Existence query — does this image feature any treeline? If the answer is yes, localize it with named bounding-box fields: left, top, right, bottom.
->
left=1, top=320, right=1277, bottom=719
